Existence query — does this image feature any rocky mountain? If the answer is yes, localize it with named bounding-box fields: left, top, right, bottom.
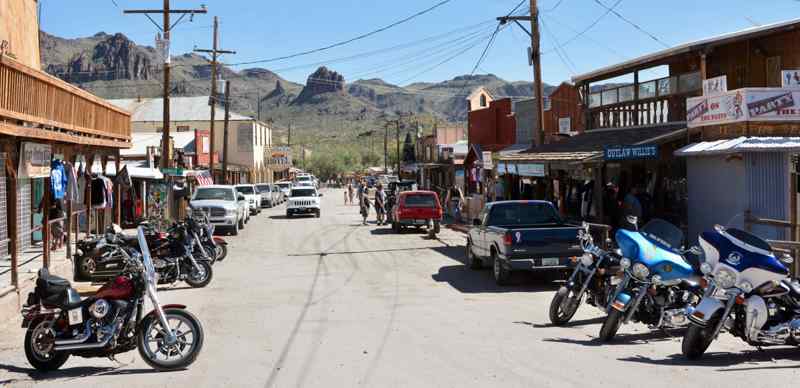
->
left=39, top=31, right=556, bottom=138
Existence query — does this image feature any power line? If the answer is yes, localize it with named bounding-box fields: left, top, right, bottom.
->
left=541, top=0, right=622, bottom=55
left=540, top=18, right=576, bottom=75
left=592, top=0, right=669, bottom=48
left=542, top=0, right=565, bottom=12
left=541, top=14, right=626, bottom=59
left=396, top=33, right=493, bottom=84
left=223, top=0, right=455, bottom=67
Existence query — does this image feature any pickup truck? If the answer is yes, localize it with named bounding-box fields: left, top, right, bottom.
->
left=466, top=200, right=583, bottom=285
left=190, top=185, right=248, bottom=235
left=391, top=191, right=442, bottom=234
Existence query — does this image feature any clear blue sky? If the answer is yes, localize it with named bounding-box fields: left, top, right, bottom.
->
left=39, top=0, right=800, bottom=87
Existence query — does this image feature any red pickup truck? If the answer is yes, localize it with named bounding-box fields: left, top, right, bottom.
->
left=391, top=191, right=443, bottom=234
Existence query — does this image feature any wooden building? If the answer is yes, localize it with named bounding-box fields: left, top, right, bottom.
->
left=543, top=82, right=585, bottom=144
left=0, top=0, right=131, bottom=308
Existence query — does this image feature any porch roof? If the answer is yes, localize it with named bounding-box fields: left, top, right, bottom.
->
left=675, top=137, right=800, bottom=156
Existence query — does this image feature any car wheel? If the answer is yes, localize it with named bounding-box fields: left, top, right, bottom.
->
left=230, top=225, right=239, bottom=236
left=286, top=212, right=293, bottom=218
left=466, top=240, right=482, bottom=270
left=238, top=217, right=244, bottom=230
left=493, top=251, right=510, bottom=285
left=315, top=210, right=321, bottom=218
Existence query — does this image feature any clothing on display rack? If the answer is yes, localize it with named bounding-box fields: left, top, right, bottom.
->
left=50, top=160, right=68, bottom=200
left=63, top=161, right=79, bottom=203
left=90, top=175, right=114, bottom=209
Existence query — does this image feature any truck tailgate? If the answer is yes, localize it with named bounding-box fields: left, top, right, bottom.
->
left=499, top=226, right=582, bottom=259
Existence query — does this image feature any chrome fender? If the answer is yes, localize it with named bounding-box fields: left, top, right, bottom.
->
left=744, top=295, right=768, bottom=341
left=688, top=297, right=724, bottom=326
left=610, top=292, right=632, bottom=312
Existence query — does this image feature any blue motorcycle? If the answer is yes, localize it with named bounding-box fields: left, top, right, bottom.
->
left=682, top=224, right=797, bottom=359
left=599, top=218, right=704, bottom=342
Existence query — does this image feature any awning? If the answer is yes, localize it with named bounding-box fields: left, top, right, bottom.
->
left=499, top=143, right=530, bottom=156
left=95, top=161, right=164, bottom=180
left=676, top=136, right=800, bottom=156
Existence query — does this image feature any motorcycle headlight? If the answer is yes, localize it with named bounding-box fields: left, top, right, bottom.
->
left=739, top=281, right=753, bottom=293
left=632, top=263, right=650, bottom=280
left=652, top=275, right=662, bottom=285
left=580, top=254, right=593, bottom=267
left=620, top=258, right=631, bottom=270
left=700, top=262, right=712, bottom=275
left=714, top=267, right=737, bottom=289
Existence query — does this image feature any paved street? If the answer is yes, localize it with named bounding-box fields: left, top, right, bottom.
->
left=1, top=189, right=799, bottom=388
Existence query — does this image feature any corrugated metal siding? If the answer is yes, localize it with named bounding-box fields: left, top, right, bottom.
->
left=746, top=152, right=789, bottom=241
left=686, top=156, right=747, bottom=243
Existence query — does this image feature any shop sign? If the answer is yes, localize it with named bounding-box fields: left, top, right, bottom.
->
left=160, top=167, right=184, bottom=176
left=703, top=75, right=727, bottom=97
left=604, top=145, right=658, bottom=161
left=687, top=88, right=800, bottom=127
left=482, top=151, right=493, bottom=169
left=558, top=117, right=571, bottom=134
left=19, top=142, right=51, bottom=178
left=782, top=70, right=800, bottom=88
left=516, top=163, right=545, bottom=177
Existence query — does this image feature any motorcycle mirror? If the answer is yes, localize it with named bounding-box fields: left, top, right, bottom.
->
left=112, top=224, right=123, bottom=234
left=688, top=246, right=703, bottom=256
left=626, top=215, right=638, bottom=226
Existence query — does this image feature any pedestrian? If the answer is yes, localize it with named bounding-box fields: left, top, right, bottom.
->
left=38, top=198, right=65, bottom=251
left=347, top=183, right=354, bottom=205
left=374, top=183, right=386, bottom=225
left=360, top=192, right=371, bottom=225
left=621, top=185, right=643, bottom=230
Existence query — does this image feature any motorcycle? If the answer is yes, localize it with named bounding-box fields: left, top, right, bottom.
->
left=682, top=224, right=797, bottom=359
left=549, top=223, right=621, bottom=325
left=21, top=226, right=204, bottom=372
left=150, top=221, right=214, bottom=288
left=598, top=217, right=704, bottom=342
left=188, top=207, right=228, bottom=262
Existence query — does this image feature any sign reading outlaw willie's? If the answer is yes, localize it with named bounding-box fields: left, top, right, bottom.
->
left=604, top=145, right=658, bottom=161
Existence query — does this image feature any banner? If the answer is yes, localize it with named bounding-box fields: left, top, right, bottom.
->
left=703, top=75, right=727, bottom=96
left=515, top=163, right=545, bottom=177
left=19, top=142, right=51, bottom=178
left=782, top=70, right=800, bottom=88
left=686, top=88, right=800, bottom=128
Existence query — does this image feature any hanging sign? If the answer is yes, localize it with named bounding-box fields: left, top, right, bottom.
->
left=19, top=142, right=51, bottom=178
left=782, top=70, right=800, bottom=88
left=482, top=151, right=493, bottom=169
left=703, top=75, right=728, bottom=96
left=604, top=145, right=658, bottom=161
left=516, top=163, right=545, bottom=177
left=558, top=117, right=571, bottom=134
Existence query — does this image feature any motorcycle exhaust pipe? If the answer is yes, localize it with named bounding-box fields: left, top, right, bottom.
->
left=54, top=330, right=113, bottom=351
left=54, top=321, right=92, bottom=346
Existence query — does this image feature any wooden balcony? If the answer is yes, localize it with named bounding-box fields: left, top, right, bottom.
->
left=0, top=55, right=131, bottom=148
left=587, top=72, right=702, bottom=129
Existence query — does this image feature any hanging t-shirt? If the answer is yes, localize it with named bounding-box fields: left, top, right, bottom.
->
left=50, top=160, right=67, bottom=200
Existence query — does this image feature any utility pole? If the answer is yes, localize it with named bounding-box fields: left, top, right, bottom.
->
left=498, top=0, right=544, bottom=146
left=383, top=123, right=389, bottom=174
left=194, top=16, right=235, bottom=183
left=222, top=80, right=231, bottom=184
left=125, top=2, right=207, bottom=169
left=396, top=121, right=401, bottom=177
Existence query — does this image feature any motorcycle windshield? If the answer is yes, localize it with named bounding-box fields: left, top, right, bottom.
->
left=137, top=226, right=157, bottom=285
left=640, top=219, right=685, bottom=252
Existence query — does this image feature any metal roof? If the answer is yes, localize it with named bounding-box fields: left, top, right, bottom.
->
left=675, top=137, right=800, bottom=156
left=109, top=96, right=252, bottom=123
left=122, top=132, right=196, bottom=156
left=572, top=18, right=800, bottom=84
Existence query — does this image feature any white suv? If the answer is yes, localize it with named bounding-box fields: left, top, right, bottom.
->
left=235, top=184, right=261, bottom=215
left=286, top=187, right=322, bottom=218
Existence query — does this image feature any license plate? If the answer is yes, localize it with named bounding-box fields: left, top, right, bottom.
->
left=68, top=308, right=83, bottom=326
left=541, top=258, right=560, bottom=266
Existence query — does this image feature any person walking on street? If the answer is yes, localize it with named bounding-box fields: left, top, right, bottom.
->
left=347, top=183, right=355, bottom=205
left=360, top=192, right=371, bottom=225
left=374, top=184, right=386, bottom=225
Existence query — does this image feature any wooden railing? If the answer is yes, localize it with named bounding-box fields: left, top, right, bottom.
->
left=0, top=55, right=130, bottom=145
left=745, top=211, right=799, bottom=277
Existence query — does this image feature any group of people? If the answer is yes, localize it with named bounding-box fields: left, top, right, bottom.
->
left=346, top=181, right=387, bottom=226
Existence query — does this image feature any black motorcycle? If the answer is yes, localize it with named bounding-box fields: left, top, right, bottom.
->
left=549, top=223, right=621, bottom=325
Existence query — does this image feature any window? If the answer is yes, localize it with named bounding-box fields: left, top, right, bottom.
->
left=657, top=76, right=677, bottom=96
left=601, top=88, right=618, bottom=106
left=589, top=93, right=601, bottom=108
left=403, top=194, right=437, bottom=207
left=638, top=81, right=656, bottom=99
left=291, top=188, right=316, bottom=197
left=479, top=94, right=487, bottom=107
left=619, top=85, right=635, bottom=102
left=194, top=188, right=234, bottom=201
left=543, top=97, right=552, bottom=111
left=177, top=125, right=190, bottom=132
left=487, top=202, right=561, bottom=226
left=235, top=186, right=255, bottom=194
left=678, top=72, right=702, bottom=93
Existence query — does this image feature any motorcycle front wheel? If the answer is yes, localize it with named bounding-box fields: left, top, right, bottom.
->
left=599, top=309, right=624, bottom=342
left=548, top=286, right=581, bottom=326
left=137, top=308, right=205, bottom=371
left=185, top=260, right=213, bottom=288
left=682, top=321, right=717, bottom=360
left=215, top=243, right=228, bottom=261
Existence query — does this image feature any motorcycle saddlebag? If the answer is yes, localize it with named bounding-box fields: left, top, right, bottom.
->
left=34, top=268, right=70, bottom=302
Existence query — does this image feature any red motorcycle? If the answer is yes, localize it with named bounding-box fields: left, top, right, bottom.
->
left=21, top=227, right=204, bottom=372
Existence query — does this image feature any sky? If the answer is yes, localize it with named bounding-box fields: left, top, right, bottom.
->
left=38, top=0, right=800, bottom=87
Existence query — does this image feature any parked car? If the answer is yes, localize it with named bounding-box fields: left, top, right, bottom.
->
left=276, top=181, right=292, bottom=201
left=466, top=200, right=583, bottom=285
left=391, top=191, right=442, bottom=234
left=286, top=186, right=322, bottom=218
left=190, top=185, right=247, bottom=235
left=235, top=184, right=261, bottom=215
left=386, top=180, right=417, bottom=224
left=256, top=183, right=278, bottom=208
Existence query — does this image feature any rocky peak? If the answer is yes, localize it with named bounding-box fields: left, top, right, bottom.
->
left=295, top=66, right=345, bottom=103
left=45, top=32, right=152, bottom=83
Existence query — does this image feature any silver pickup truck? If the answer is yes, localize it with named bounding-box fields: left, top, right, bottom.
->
left=190, top=185, right=248, bottom=235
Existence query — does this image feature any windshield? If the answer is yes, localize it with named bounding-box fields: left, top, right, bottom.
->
left=297, top=176, right=311, bottom=181
left=641, top=219, right=685, bottom=251
left=236, top=186, right=255, bottom=194
left=291, top=189, right=316, bottom=197
left=256, top=185, right=270, bottom=192
left=486, top=202, right=562, bottom=226
left=277, top=183, right=290, bottom=189
left=194, top=188, right=235, bottom=201
left=403, top=194, right=438, bottom=208
left=137, top=226, right=156, bottom=285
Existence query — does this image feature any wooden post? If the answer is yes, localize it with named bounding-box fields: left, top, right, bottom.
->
left=42, top=174, right=51, bottom=269
left=6, top=154, right=19, bottom=289
left=86, top=156, right=94, bottom=234
left=114, top=151, right=122, bottom=225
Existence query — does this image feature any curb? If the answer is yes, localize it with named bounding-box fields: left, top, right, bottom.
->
left=446, top=224, right=470, bottom=234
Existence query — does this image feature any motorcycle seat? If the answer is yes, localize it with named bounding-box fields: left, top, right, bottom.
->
left=782, top=279, right=800, bottom=297
left=35, top=268, right=70, bottom=296
left=682, top=251, right=703, bottom=274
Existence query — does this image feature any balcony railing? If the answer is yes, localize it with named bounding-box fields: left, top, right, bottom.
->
left=0, top=55, right=130, bottom=147
left=588, top=71, right=702, bottom=129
